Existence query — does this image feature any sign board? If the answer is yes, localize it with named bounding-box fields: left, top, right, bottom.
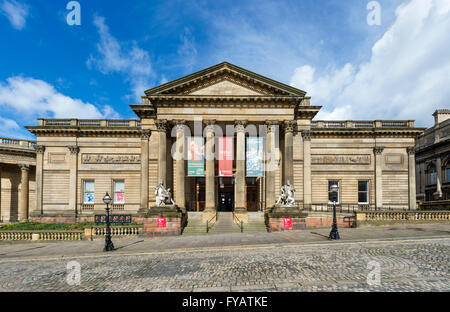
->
left=219, top=137, right=233, bottom=177
left=158, top=218, right=166, bottom=228
left=284, top=218, right=292, bottom=228
left=94, top=214, right=132, bottom=224
left=187, top=137, right=205, bottom=176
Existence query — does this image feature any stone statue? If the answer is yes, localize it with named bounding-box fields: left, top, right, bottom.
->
left=275, top=180, right=296, bottom=206
left=155, top=181, right=175, bottom=207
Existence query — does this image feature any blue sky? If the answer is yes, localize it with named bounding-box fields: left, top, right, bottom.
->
left=1, top=0, right=449, bottom=139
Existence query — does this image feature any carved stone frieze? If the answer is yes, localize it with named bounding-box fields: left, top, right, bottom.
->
left=311, top=155, right=371, bottom=165
left=81, top=154, right=141, bottom=164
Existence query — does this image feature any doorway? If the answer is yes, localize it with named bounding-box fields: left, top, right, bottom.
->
left=218, top=177, right=234, bottom=211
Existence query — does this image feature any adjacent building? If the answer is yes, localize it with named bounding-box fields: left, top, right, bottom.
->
left=415, top=109, right=450, bottom=202
left=0, top=62, right=424, bottom=223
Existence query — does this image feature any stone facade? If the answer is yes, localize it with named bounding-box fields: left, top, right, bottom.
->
left=0, top=62, right=424, bottom=224
left=415, top=109, right=450, bottom=201
left=0, top=138, right=36, bottom=222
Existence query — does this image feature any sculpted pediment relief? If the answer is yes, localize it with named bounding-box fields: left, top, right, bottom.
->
left=188, top=79, right=266, bottom=96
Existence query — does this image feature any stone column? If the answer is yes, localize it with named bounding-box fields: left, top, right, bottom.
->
left=32, top=145, right=45, bottom=216
left=302, top=130, right=312, bottom=208
left=407, top=147, right=417, bottom=209
left=234, top=120, right=247, bottom=212
left=18, top=164, right=30, bottom=221
left=140, top=130, right=150, bottom=210
left=374, top=146, right=384, bottom=209
left=265, top=121, right=278, bottom=208
left=175, top=120, right=186, bottom=210
left=283, top=121, right=296, bottom=185
left=68, top=146, right=79, bottom=214
left=419, top=161, right=425, bottom=199
left=204, top=120, right=216, bottom=212
left=156, top=120, right=168, bottom=186
left=434, top=156, right=442, bottom=199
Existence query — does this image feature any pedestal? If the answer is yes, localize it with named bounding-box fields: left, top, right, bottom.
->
left=139, top=205, right=187, bottom=236
left=265, top=204, right=308, bottom=232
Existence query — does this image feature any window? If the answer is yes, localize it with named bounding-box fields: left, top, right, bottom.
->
left=113, top=180, right=125, bottom=203
left=446, top=168, right=450, bottom=182
left=358, top=181, right=369, bottom=204
left=83, top=180, right=94, bottom=204
left=328, top=180, right=340, bottom=204
left=429, top=172, right=437, bottom=185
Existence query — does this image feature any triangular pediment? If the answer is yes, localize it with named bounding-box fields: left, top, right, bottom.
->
left=144, top=62, right=306, bottom=96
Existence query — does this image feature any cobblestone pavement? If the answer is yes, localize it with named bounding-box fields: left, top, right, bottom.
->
left=0, top=236, right=449, bottom=292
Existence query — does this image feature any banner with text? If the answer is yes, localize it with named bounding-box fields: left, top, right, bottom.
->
left=219, top=137, right=233, bottom=177
left=187, top=137, right=205, bottom=176
left=246, top=137, right=264, bottom=177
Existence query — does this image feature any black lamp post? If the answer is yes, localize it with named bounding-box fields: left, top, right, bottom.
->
left=328, top=184, right=340, bottom=240
left=103, top=192, right=115, bottom=251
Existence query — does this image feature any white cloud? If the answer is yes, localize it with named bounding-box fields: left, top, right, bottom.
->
left=177, top=27, right=197, bottom=71
left=0, top=76, right=119, bottom=120
left=1, top=0, right=28, bottom=30
left=290, top=0, right=450, bottom=127
left=87, top=15, right=154, bottom=102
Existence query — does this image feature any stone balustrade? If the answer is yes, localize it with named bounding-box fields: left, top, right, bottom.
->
left=0, top=231, right=83, bottom=240
left=38, top=119, right=141, bottom=128
left=88, top=226, right=143, bottom=237
left=0, top=137, right=36, bottom=150
left=311, top=120, right=415, bottom=129
left=356, top=210, right=450, bottom=222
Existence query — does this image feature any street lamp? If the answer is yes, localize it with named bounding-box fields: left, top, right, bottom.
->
left=103, top=192, right=115, bottom=251
left=328, top=183, right=340, bottom=240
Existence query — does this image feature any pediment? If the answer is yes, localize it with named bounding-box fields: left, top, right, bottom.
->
left=144, top=62, right=306, bottom=97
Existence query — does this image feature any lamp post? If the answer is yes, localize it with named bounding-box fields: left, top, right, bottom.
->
left=103, top=192, right=115, bottom=251
left=328, top=183, right=340, bottom=240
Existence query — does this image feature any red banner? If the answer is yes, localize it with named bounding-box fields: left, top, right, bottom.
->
left=219, top=137, right=233, bottom=177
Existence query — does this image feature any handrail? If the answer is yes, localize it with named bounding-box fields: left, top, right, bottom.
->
left=232, top=211, right=243, bottom=233
left=206, top=211, right=218, bottom=233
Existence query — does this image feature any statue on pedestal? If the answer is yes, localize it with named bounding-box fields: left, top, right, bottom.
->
left=155, top=181, right=175, bottom=207
left=275, top=180, right=296, bottom=207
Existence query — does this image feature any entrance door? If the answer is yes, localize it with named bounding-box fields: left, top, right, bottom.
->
left=218, top=178, right=234, bottom=211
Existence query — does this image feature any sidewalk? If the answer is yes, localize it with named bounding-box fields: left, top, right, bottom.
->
left=0, top=223, right=449, bottom=262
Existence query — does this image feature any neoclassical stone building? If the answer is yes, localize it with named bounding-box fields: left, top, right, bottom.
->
left=0, top=138, right=36, bottom=222
left=1, top=62, right=424, bottom=223
left=415, top=110, right=450, bottom=202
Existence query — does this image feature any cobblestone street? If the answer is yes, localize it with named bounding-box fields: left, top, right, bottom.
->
left=0, top=224, right=449, bottom=292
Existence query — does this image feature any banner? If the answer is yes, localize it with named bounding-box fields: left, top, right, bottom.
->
left=187, top=137, right=205, bottom=176
left=246, top=137, right=263, bottom=177
left=219, top=137, right=233, bottom=177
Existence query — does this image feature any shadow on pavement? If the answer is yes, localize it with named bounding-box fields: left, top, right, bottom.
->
left=114, top=240, right=145, bottom=250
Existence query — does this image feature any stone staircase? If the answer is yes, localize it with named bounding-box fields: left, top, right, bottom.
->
left=182, top=211, right=267, bottom=235
left=208, top=212, right=241, bottom=234
left=181, top=212, right=207, bottom=235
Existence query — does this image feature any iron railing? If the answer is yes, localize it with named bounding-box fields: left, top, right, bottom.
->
left=206, top=211, right=218, bottom=233
left=232, top=211, right=244, bottom=232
